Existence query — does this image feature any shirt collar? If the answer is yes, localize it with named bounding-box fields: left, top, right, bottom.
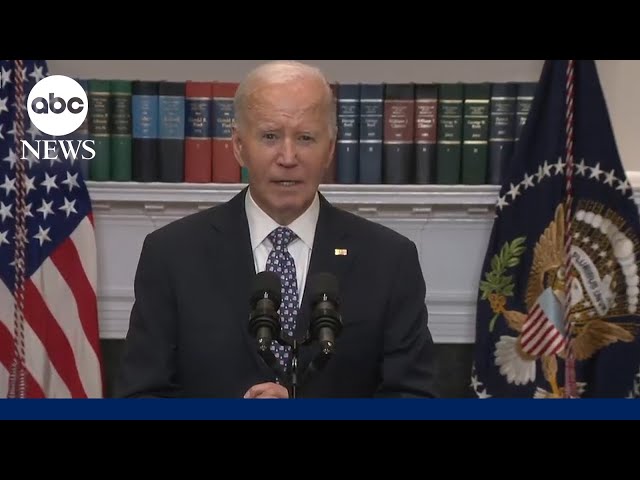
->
left=245, top=188, right=319, bottom=250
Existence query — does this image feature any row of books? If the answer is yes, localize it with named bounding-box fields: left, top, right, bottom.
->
left=68, top=79, right=242, bottom=184
left=67, top=78, right=537, bottom=185
left=333, top=81, right=536, bottom=185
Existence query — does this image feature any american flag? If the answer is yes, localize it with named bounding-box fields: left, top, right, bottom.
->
left=519, top=287, right=568, bottom=357
left=0, top=59, right=103, bottom=398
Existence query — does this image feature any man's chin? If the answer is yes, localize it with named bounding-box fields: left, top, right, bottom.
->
left=268, top=199, right=308, bottom=223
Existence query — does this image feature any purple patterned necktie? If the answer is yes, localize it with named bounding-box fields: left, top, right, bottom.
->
left=265, top=226, right=299, bottom=372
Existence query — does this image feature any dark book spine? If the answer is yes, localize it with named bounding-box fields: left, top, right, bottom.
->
left=414, top=83, right=438, bottom=184
left=516, top=82, right=537, bottom=141
left=461, top=82, right=491, bottom=184
left=132, top=81, right=159, bottom=182
left=336, top=83, right=360, bottom=184
left=383, top=83, right=415, bottom=184
left=158, top=81, right=185, bottom=182
left=110, top=80, right=132, bottom=181
left=488, top=82, right=517, bottom=185
left=358, top=83, right=384, bottom=184
left=88, top=79, right=111, bottom=181
left=436, top=83, right=464, bottom=184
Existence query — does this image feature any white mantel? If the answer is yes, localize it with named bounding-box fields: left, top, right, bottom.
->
left=89, top=178, right=640, bottom=344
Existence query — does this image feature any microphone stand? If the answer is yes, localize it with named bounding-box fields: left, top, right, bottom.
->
left=285, top=334, right=336, bottom=397
left=291, top=339, right=298, bottom=399
left=256, top=339, right=289, bottom=389
left=253, top=318, right=339, bottom=398
left=298, top=341, right=334, bottom=391
left=258, top=333, right=300, bottom=398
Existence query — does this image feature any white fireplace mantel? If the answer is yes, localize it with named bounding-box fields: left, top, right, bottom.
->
left=89, top=178, right=640, bottom=344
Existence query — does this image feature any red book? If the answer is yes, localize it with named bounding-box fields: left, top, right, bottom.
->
left=184, top=81, right=213, bottom=183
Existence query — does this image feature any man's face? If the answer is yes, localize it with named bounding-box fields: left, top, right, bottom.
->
left=232, top=78, right=335, bottom=225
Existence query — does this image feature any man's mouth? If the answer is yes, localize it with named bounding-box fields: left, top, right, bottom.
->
left=273, top=180, right=301, bottom=187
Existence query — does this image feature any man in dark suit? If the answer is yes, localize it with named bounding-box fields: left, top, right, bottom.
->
left=115, top=60, right=438, bottom=398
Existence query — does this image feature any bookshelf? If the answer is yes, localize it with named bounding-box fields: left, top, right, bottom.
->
left=49, top=60, right=640, bottom=173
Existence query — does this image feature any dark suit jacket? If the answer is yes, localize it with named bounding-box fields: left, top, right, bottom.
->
left=115, top=188, right=438, bottom=398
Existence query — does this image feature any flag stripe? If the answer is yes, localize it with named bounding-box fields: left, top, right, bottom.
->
left=51, top=233, right=101, bottom=360
left=0, top=280, right=69, bottom=398
left=527, top=322, right=556, bottom=355
left=0, top=320, right=15, bottom=397
left=0, top=322, right=45, bottom=398
left=530, top=328, right=555, bottom=356
left=0, top=358, right=8, bottom=397
left=545, top=335, right=567, bottom=355
left=68, top=216, right=97, bottom=294
left=23, top=280, right=85, bottom=397
left=521, top=307, right=544, bottom=342
left=531, top=326, right=562, bottom=356
left=524, top=321, right=553, bottom=354
left=520, top=303, right=567, bottom=356
left=30, top=258, right=101, bottom=397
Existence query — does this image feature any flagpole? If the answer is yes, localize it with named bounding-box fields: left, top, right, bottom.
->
left=8, top=60, right=28, bottom=399
left=563, top=59, right=578, bottom=398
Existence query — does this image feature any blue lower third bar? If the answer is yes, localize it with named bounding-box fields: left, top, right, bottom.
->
left=0, top=398, right=638, bottom=420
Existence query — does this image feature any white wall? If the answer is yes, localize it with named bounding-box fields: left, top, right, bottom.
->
left=47, top=60, right=640, bottom=174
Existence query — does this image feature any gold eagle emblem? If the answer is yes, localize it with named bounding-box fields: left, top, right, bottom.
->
left=482, top=201, right=640, bottom=397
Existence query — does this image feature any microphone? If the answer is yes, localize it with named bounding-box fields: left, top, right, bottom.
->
left=248, top=271, right=282, bottom=353
left=308, top=272, right=343, bottom=356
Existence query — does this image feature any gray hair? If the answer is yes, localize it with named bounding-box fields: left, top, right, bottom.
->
left=233, top=60, right=338, bottom=139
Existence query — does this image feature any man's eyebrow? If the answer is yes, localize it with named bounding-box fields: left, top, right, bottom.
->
left=256, top=123, right=279, bottom=130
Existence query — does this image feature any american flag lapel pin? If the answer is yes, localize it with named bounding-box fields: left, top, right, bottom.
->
left=334, top=248, right=348, bottom=256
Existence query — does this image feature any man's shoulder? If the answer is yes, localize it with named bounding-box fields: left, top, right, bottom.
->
left=331, top=204, right=413, bottom=248
left=144, top=203, right=226, bottom=247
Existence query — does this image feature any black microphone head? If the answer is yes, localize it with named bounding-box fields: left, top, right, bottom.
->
left=308, top=272, right=339, bottom=306
left=250, top=271, right=282, bottom=309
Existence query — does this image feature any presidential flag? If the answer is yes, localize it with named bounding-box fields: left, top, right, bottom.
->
left=471, top=60, right=640, bottom=398
left=0, top=60, right=104, bottom=397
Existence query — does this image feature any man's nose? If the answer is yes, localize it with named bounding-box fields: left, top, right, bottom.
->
left=277, top=137, right=298, bottom=167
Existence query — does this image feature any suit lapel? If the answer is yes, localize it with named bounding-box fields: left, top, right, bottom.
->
left=297, top=194, right=357, bottom=365
left=206, top=188, right=272, bottom=375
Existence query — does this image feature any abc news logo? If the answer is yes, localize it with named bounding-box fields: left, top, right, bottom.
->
left=22, top=75, right=95, bottom=162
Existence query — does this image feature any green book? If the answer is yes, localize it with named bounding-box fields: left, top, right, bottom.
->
left=436, top=83, right=464, bottom=184
left=110, top=80, right=132, bottom=181
left=88, top=79, right=111, bottom=181
left=461, top=82, right=491, bottom=184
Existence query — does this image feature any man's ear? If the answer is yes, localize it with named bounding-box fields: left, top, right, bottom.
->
left=231, top=122, right=245, bottom=168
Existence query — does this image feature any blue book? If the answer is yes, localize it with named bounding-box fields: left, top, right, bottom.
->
left=132, top=81, right=159, bottom=182
left=158, top=81, right=185, bottom=182
left=336, top=83, right=360, bottom=184
left=358, top=83, right=384, bottom=184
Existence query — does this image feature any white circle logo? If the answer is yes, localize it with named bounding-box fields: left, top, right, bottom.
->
left=27, top=75, right=88, bottom=137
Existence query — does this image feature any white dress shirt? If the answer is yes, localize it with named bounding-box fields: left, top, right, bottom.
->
left=245, top=189, right=320, bottom=306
